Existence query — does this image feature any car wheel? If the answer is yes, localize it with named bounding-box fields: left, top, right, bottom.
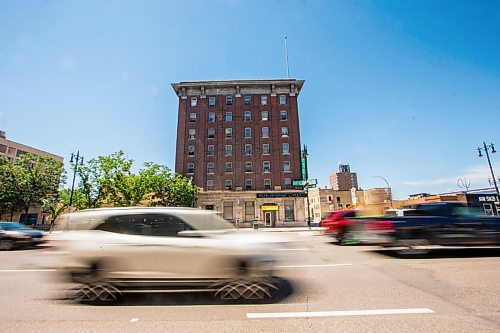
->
left=213, top=278, right=278, bottom=301
left=74, top=282, right=121, bottom=305
left=0, top=239, right=15, bottom=251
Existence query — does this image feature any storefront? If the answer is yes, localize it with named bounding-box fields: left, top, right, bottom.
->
left=195, top=190, right=307, bottom=227
left=465, top=193, right=500, bottom=216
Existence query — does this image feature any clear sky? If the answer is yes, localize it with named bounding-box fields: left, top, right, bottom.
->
left=1, top=0, right=499, bottom=199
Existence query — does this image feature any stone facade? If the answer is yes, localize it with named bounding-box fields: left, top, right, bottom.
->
left=306, top=188, right=365, bottom=221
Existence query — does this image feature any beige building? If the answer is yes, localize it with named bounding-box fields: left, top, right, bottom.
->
left=306, top=188, right=365, bottom=221
left=0, top=131, right=63, bottom=163
left=330, top=164, right=358, bottom=191
left=0, top=130, right=64, bottom=226
left=195, top=189, right=307, bottom=227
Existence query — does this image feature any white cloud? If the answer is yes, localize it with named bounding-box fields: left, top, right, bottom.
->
left=403, top=164, right=500, bottom=188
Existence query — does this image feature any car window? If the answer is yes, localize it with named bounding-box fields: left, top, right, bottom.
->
left=97, top=214, right=193, bottom=237
left=149, top=214, right=193, bottom=236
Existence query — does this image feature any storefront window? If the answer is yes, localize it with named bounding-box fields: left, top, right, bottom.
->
left=284, top=200, right=295, bottom=221
left=223, top=201, right=234, bottom=220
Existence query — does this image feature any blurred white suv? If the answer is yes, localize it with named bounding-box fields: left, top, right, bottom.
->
left=49, top=207, right=288, bottom=303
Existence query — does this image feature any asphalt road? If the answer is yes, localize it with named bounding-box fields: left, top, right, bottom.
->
left=1, top=232, right=499, bottom=333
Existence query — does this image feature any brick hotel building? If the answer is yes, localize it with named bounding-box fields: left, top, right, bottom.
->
left=172, top=79, right=307, bottom=226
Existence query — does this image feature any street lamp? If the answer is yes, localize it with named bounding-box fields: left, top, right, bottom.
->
left=69, top=151, right=84, bottom=210
left=477, top=142, right=500, bottom=199
left=373, top=175, right=393, bottom=208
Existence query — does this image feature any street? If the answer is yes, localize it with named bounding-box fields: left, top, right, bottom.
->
left=1, top=232, right=499, bottom=333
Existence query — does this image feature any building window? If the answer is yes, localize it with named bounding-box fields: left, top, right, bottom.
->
left=245, top=144, right=252, bottom=155
left=279, top=95, right=287, bottom=105
left=189, top=112, right=197, bottom=122
left=245, top=201, right=255, bottom=222
left=188, top=145, right=195, bottom=156
left=208, top=112, right=215, bottom=123
left=225, top=128, right=232, bottom=138
left=187, top=163, right=194, bottom=174
left=188, top=129, right=196, bottom=139
left=261, top=95, right=268, bottom=105
left=264, top=179, right=271, bottom=190
left=244, top=96, right=251, bottom=105
left=225, top=145, right=233, bottom=156
left=281, top=127, right=289, bottom=137
left=282, top=143, right=289, bottom=154
left=207, top=162, right=215, bottom=174
left=245, top=162, right=252, bottom=172
left=207, top=145, right=215, bottom=156
left=262, top=144, right=270, bottom=154
left=284, top=200, right=295, bottom=220
left=225, top=96, right=233, bottom=105
left=208, top=129, right=215, bottom=138
left=244, top=127, right=251, bottom=138
left=244, top=111, right=252, bottom=121
left=262, top=127, right=269, bottom=138
left=225, top=112, right=232, bottom=122
left=225, top=162, right=233, bottom=173
left=191, top=97, right=197, bottom=107
left=209, top=97, right=216, bottom=106
left=225, top=180, right=233, bottom=190
left=223, top=201, right=234, bottom=220
left=284, top=178, right=292, bottom=189
left=206, top=179, right=214, bottom=190
left=245, top=179, right=252, bottom=190
left=280, top=110, right=288, bottom=121
left=263, top=161, right=270, bottom=172
left=283, top=161, right=291, bottom=172
left=261, top=111, right=269, bottom=121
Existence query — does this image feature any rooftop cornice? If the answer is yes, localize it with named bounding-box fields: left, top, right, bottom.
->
left=171, top=78, right=305, bottom=96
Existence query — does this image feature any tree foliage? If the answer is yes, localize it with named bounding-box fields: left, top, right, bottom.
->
left=0, top=154, right=65, bottom=220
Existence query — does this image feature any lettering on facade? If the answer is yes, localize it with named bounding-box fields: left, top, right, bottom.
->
left=256, top=193, right=307, bottom=198
left=478, top=196, right=498, bottom=202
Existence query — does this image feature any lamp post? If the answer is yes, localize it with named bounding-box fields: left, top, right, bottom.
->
left=69, top=151, right=84, bottom=210
left=302, top=145, right=311, bottom=228
left=477, top=142, right=500, bottom=199
left=373, top=175, right=393, bottom=208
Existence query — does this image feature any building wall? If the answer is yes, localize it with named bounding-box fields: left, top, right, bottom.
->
left=330, top=172, right=358, bottom=191
left=306, top=188, right=365, bottom=221
left=172, top=79, right=304, bottom=192
left=0, top=132, right=63, bottom=163
left=195, top=190, right=307, bottom=226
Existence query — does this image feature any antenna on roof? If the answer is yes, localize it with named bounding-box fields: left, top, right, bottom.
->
left=285, top=36, right=290, bottom=78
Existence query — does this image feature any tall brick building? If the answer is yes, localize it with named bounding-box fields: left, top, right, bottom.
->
left=172, top=79, right=307, bottom=226
left=330, top=164, right=359, bottom=191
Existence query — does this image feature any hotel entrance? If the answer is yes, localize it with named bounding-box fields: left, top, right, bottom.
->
left=261, top=204, right=278, bottom=227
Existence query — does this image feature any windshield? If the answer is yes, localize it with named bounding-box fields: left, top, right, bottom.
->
left=0, top=222, right=30, bottom=231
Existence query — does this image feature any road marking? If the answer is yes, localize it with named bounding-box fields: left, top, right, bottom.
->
left=247, top=308, right=434, bottom=319
left=276, top=264, right=352, bottom=268
left=130, top=318, right=139, bottom=323
left=0, top=269, right=56, bottom=272
left=276, top=248, right=310, bottom=251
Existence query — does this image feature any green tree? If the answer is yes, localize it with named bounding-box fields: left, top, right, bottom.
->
left=15, top=153, right=66, bottom=216
left=141, top=162, right=198, bottom=207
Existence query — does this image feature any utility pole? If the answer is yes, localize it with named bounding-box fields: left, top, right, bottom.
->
left=69, top=151, right=84, bottom=210
left=478, top=142, right=500, bottom=199
left=303, top=145, right=311, bottom=228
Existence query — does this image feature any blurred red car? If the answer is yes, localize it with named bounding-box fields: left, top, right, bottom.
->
left=319, top=210, right=359, bottom=243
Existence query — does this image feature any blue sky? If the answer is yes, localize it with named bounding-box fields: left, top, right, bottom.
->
left=0, top=0, right=499, bottom=199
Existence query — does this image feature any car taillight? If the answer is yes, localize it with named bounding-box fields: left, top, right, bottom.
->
left=366, top=220, right=393, bottom=231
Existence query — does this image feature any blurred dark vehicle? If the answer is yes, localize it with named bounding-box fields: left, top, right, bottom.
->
left=0, top=222, right=46, bottom=250
left=363, top=202, right=500, bottom=253
left=320, top=210, right=363, bottom=243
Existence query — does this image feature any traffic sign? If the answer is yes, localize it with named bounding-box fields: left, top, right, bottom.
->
left=293, top=180, right=306, bottom=186
left=307, top=179, right=318, bottom=186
